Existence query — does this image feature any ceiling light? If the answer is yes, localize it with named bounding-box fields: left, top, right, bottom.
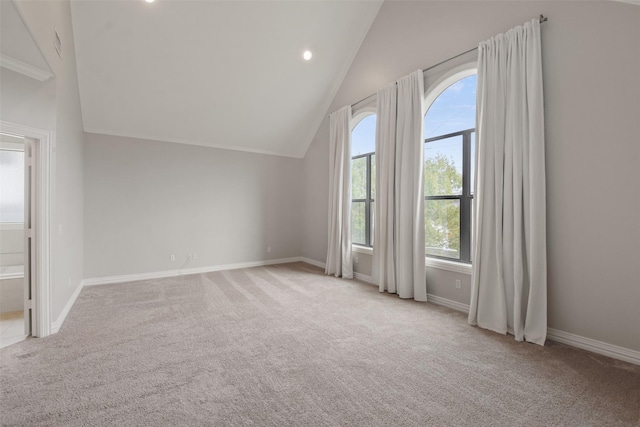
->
left=303, top=50, right=312, bottom=61
left=145, top=0, right=155, bottom=3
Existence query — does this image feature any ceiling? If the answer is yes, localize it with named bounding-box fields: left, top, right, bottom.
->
left=0, top=0, right=52, bottom=80
left=70, top=0, right=382, bottom=158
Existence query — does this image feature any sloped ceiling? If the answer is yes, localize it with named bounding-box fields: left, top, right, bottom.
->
left=0, top=0, right=52, bottom=79
left=70, top=0, right=382, bottom=158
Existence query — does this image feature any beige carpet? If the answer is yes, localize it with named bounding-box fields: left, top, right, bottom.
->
left=1, top=262, right=639, bottom=426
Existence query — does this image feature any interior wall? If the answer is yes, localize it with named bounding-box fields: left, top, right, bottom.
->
left=12, top=0, right=85, bottom=323
left=302, top=1, right=640, bottom=352
left=84, top=133, right=302, bottom=279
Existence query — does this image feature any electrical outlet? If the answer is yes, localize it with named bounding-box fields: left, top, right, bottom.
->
left=188, top=253, right=193, bottom=260
left=354, top=256, right=359, bottom=264
left=267, top=246, right=272, bottom=253
left=192, top=253, right=197, bottom=260
left=170, top=254, right=175, bottom=262
left=455, top=279, right=461, bottom=289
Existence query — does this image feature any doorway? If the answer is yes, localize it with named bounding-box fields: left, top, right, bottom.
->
left=0, top=122, right=52, bottom=347
left=0, top=133, right=28, bottom=346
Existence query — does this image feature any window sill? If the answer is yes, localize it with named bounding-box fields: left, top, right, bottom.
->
left=352, top=245, right=373, bottom=255
left=425, top=257, right=472, bottom=275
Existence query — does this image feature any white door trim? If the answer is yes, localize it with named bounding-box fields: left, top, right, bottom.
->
left=0, top=120, right=52, bottom=337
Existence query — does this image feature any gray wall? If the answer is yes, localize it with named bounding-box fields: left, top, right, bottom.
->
left=302, top=1, right=640, bottom=352
left=6, top=0, right=85, bottom=323
left=84, top=133, right=302, bottom=279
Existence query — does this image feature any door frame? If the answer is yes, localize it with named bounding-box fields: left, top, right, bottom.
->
left=0, top=120, right=52, bottom=337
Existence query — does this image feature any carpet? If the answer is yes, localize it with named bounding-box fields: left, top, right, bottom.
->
left=1, top=262, right=639, bottom=426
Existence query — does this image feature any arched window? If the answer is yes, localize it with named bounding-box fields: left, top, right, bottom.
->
left=424, top=72, right=476, bottom=263
left=351, top=113, right=376, bottom=247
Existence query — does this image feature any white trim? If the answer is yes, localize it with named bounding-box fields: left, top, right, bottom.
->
left=413, top=292, right=640, bottom=366
left=425, top=257, right=472, bottom=275
left=612, top=0, right=640, bottom=5
left=427, top=293, right=471, bottom=313
left=0, top=222, right=24, bottom=230
left=50, top=281, right=84, bottom=334
left=83, top=127, right=305, bottom=159
left=352, top=245, right=373, bottom=255
left=0, top=141, right=25, bottom=151
left=547, top=328, right=640, bottom=366
left=0, top=121, right=52, bottom=338
left=299, top=257, right=326, bottom=269
left=354, top=272, right=374, bottom=284
left=0, top=54, right=53, bottom=81
left=84, top=257, right=305, bottom=286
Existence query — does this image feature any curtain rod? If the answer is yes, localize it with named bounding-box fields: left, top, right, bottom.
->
left=347, top=15, right=548, bottom=111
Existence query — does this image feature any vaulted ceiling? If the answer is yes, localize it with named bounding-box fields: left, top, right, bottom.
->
left=70, top=0, right=382, bottom=158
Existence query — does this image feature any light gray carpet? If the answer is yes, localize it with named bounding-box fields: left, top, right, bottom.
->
left=1, top=262, right=639, bottom=426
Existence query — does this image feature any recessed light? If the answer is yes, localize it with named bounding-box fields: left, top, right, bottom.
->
left=145, top=0, right=155, bottom=3
left=303, top=50, right=312, bottom=61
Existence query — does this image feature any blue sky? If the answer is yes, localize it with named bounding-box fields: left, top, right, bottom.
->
left=351, top=74, right=476, bottom=160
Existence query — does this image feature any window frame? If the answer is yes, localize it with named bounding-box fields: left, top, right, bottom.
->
left=424, top=128, right=474, bottom=263
left=423, top=65, right=478, bottom=267
left=350, top=109, right=376, bottom=249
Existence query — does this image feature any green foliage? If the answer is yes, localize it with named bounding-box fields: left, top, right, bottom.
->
left=351, top=155, right=375, bottom=245
left=350, top=152, right=461, bottom=257
left=425, top=154, right=462, bottom=257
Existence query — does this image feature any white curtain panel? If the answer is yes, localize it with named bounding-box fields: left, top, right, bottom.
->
left=372, top=84, right=397, bottom=293
left=469, top=19, right=547, bottom=345
left=325, top=105, right=353, bottom=279
left=373, top=70, right=427, bottom=301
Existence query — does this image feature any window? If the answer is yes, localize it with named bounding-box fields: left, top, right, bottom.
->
left=0, top=148, right=25, bottom=223
left=351, top=114, right=376, bottom=247
left=424, top=74, right=476, bottom=263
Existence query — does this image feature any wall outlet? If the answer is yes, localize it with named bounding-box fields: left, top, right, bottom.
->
left=267, top=246, right=272, bottom=253
left=455, top=279, right=462, bottom=289
left=354, top=256, right=359, bottom=264
left=192, top=253, right=197, bottom=260
left=170, top=254, right=175, bottom=262
left=188, top=253, right=193, bottom=260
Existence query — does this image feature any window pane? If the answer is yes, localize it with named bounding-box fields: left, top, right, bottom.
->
left=471, top=132, right=476, bottom=195
left=352, top=115, right=376, bottom=156
left=371, top=154, right=376, bottom=200
left=0, top=150, right=25, bottom=223
left=425, top=199, right=460, bottom=259
left=424, top=74, right=476, bottom=138
left=352, top=202, right=366, bottom=245
left=370, top=200, right=375, bottom=246
left=352, top=157, right=367, bottom=200
left=424, top=135, right=463, bottom=196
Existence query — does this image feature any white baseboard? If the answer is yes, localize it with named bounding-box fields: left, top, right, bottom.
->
left=83, top=257, right=304, bottom=286
left=547, top=328, right=640, bottom=366
left=51, top=280, right=84, bottom=334
left=299, top=257, right=326, bottom=269
left=427, top=293, right=471, bottom=313
left=422, top=295, right=640, bottom=366
left=354, top=272, right=375, bottom=284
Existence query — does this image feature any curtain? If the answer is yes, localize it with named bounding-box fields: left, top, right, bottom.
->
left=325, top=106, right=353, bottom=279
left=469, top=19, right=547, bottom=345
left=372, top=84, right=397, bottom=292
left=373, top=70, right=426, bottom=301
